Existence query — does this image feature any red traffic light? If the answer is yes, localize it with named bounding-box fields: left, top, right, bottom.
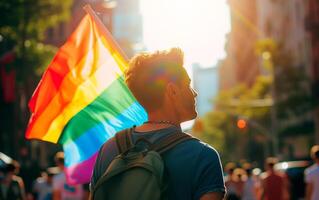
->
left=237, top=119, right=247, bottom=129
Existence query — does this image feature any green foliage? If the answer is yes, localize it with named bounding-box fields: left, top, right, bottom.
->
left=261, top=39, right=314, bottom=135
left=195, top=38, right=314, bottom=163
left=0, top=0, right=72, bottom=82
left=0, top=0, right=72, bottom=41
left=214, top=75, right=272, bottom=120
left=0, top=0, right=73, bottom=159
left=193, top=75, right=272, bottom=163
left=0, top=0, right=72, bottom=151
left=14, top=40, right=57, bottom=82
left=199, top=111, right=227, bottom=151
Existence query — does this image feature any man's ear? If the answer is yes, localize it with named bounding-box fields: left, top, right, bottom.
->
left=166, top=82, right=178, bottom=98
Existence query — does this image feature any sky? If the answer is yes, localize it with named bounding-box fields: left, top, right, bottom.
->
left=140, top=0, right=231, bottom=70
left=140, top=0, right=231, bottom=129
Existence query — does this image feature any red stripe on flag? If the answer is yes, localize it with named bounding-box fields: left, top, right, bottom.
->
left=28, top=15, right=94, bottom=113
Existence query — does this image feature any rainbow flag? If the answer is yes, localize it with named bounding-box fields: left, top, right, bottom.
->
left=25, top=10, right=147, bottom=184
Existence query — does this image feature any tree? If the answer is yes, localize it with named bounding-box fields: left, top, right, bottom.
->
left=256, top=39, right=314, bottom=138
left=194, top=38, right=314, bottom=164
left=0, top=0, right=72, bottom=79
left=194, top=75, right=272, bottom=164
left=0, top=0, right=72, bottom=156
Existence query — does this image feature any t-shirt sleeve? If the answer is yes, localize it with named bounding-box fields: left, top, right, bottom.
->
left=192, top=144, right=226, bottom=200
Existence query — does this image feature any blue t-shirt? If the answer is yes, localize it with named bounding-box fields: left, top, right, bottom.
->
left=90, top=126, right=225, bottom=200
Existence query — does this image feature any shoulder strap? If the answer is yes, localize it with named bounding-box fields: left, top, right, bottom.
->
left=151, top=132, right=198, bottom=154
left=115, top=128, right=134, bottom=154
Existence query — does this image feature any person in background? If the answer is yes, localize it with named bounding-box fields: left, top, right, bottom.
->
left=260, top=157, right=289, bottom=200
left=233, top=168, right=245, bottom=199
left=242, top=163, right=257, bottom=200
left=305, top=145, right=319, bottom=200
left=52, top=152, right=83, bottom=200
left=225, top=162, right=240, bottom=200
left=33, top=167, right=58, bottom=200
left=18, top=146, right=40, bottom=198
left=0, top=161, right=26, bottom=200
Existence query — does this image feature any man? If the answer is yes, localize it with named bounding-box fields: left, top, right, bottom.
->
left=90, top=48, right=225, bottom=199
left=33, top=167, right=57, bottom=200
left=224, top=162, right=240, bottom=200
left=52, top=152, right=84, bottom=200
left=242, top=164, right=258, bottom=200
left=260, top=157, right=289, bottom=200
left=305, top=145, right=319, bottom=200
left=0, top=161, right=26, bottom=200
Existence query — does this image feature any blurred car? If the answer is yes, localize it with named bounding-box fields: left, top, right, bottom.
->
left=0, top=152, right=13, bottom=170
left=0, top=152, right=13, bottom=181
left=274, top=160, right=312, bottom=200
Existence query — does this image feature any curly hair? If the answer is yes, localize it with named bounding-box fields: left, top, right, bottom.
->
left=125, top=48, right=187, bottom=112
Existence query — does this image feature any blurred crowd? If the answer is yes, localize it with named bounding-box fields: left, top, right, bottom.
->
left=224, top=145, right=319, bottom=200
left=224, top=158, right=289, bottom=200
left=0, top=151, right=88, bottom=200
left=0, top=145, right=318, bottom=200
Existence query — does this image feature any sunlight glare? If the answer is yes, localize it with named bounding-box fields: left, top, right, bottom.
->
left=141, top=0, right=230, bottom=68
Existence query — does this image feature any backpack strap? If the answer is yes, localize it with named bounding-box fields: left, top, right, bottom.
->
left=115, top=128, right=134, bottom=154
left=151, top=132, right=197, bottom=154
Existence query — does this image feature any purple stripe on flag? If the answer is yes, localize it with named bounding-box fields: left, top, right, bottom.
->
left=64, top=152, right=98, bottom=185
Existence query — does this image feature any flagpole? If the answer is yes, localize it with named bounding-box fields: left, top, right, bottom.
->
left=83, top=4, right=129, bottom=62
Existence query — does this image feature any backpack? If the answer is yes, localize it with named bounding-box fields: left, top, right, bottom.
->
left=91, top=127, right=197, bottom=200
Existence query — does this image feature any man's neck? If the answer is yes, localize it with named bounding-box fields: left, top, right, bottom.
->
left=148, top=110, right=180, bottom=126
left=135, top=123, right=178, bottom=132
left=134, top=111, right=181, bottom=132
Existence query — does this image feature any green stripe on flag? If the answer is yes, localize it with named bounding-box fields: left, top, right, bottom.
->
left=58, top=76, right=137, bottom=144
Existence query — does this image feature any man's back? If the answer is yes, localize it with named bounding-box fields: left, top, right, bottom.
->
left=242, top=177, right=257, bottom=200
left=90, top=126, right=225, bottom=200
left=262, top=172, right=284, bottom=200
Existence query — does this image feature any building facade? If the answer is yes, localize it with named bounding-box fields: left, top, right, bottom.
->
left=220, top=0, right=260, bottom=90
left=257, top=0, right=309, bottom=67
left=45, top=0, right=115, bottom=47
left=257, top=0, right=314, bottom=158
left=112, top=0, right=143, bottom=58
left=222, top=0, right=314, bottom=158
left=305, top=0, right=319, bottom=143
